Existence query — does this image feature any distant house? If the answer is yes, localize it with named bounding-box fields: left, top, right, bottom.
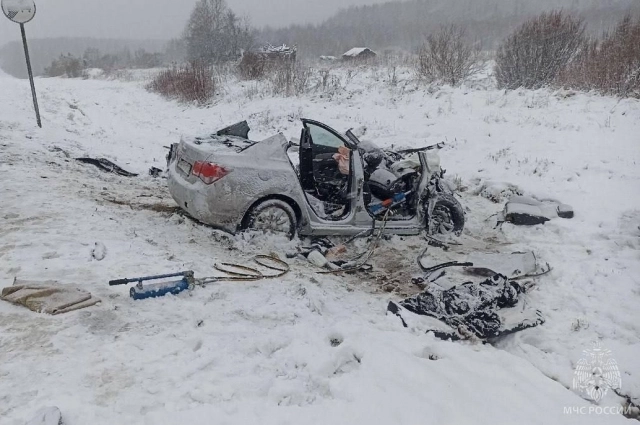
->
left=342, top=47, right=377, bottom=61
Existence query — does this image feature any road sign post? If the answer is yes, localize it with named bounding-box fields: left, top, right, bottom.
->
left=2, top=0, right=41, bottom=128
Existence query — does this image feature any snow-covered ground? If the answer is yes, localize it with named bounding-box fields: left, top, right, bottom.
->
left=0, top=66, right=639, bottom=424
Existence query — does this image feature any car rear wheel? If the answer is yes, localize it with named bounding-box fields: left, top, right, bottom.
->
left=244, top=199, right=297, bottom=239
left=427, top=194, right=465, bottom=235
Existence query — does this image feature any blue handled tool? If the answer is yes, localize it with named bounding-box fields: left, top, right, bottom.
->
left=108, top=271, right=195, bottom=300
left=108, top=255, right=290, bottom=302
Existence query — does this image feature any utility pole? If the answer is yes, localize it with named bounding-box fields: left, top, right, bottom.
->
left=2, top=0, right=41, bottom=128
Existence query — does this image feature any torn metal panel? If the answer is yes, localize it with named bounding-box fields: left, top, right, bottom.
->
left=464, top=251, right=538, bottom=279
left=499, top=195, right=574, bottom=225
left=388, top=274, right=545, bottom=341
left=76, top=157, right=138, bottom=177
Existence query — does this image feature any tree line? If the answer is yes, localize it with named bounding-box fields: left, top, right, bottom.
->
left=257, top=0, right=639, bottom=58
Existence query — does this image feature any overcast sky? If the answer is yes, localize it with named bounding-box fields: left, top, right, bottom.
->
left=0, top=0, right=391, bottom=43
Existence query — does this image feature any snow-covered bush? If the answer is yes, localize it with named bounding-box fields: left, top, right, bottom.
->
left=44, top=54, right=84, bottom=78
left=416, top=24, right=481, bottom=86
left=495, top=11, right=585, bottom=90
left=147, top=62, right=215, bottom=104
left=559, top=15, right=640, bottom=98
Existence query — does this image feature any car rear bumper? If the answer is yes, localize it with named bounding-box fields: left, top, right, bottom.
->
left=167, top=161, right=238, bottom=234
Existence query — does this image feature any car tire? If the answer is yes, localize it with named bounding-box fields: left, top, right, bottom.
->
left=426, top=194, right=465, bottom=235
left=244, top=199, right=298, bottom=239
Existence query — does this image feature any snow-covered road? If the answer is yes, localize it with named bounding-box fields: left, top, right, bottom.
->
left=0, top=68, right=638, bottom=424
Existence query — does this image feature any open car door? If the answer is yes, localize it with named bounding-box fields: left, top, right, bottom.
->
left=299, top=119, right=356, bottom=218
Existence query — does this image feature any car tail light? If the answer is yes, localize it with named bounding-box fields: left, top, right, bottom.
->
left=192, top=161, right=230, bottom=184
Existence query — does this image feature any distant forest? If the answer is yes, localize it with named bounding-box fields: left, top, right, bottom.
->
left=257, top=0, right=640, bottom=57
left=1, top=0, right=638, bottom=78
left=0, top=38, right=167, bottom=78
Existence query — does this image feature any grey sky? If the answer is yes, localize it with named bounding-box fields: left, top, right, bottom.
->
left=0, top=0, right=390, bottom=43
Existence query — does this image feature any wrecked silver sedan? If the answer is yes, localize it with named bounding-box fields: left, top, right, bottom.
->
left=167, top=119, right=464, bottom=238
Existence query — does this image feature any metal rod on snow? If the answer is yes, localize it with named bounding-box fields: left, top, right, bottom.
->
left=20, top=22, right=41, bottom=128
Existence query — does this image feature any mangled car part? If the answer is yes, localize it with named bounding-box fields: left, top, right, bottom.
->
left=75, top=157, right=138, bottom=177
left=295, top=212, right=391, bottom=274
left=149, top=166, right=163, bottom=178
left=464, top=250, right=553, bottom=280
left=166, top=119, right=466, bottom=239
left=388, top=274, right=545, bottom=341
left=418, top=245, right=550, bottom=281
left=499, top=195, right=574, bottom=226
left=463, top=251, right=539, bottom=279
left=417, top=246, right=473, bottom=274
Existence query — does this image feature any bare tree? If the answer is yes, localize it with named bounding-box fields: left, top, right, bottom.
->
left=184, top=0, right=254, bottom=64
left=495, top=11, right=585, bottom=90
left=44, top=54, right=84, bottom=78
left=417, top=24, right=480, bottom=86
left=163, top=38, right=187, bottom=64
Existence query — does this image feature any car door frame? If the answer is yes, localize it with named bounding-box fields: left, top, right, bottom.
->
left=297, top=120, right=426, bottom=236
left=297, top=119, right=374, bottom=234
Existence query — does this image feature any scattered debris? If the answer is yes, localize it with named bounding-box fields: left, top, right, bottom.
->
left=557, top=204, right=575, bottom=219
left=26, top=406, right=63, bottom=425
left=511, top=263, right=552, bottom=280
left=48, top=146, right=71, bottom=158
left=325, top=244, right=347, bottom=260
left=417, top=246, right=473, bottom=274
left=149, top=166, right=163, bottom=178
left=463, top=251, right=537, bottom=279
left=1, top=279, right=101, bottom=315
left=91, top=242, right=107, bottom=261
left=75, top=157, right=138, bottom=177
left=424, top=235, right=450, bottom=250
left=420, top=260, right=474, bottom=275
left=571, top=318, right=590, bottom=332
left=307, top=250, right=330, bottom=268
left=388, top=274, right=544, bottom=341
left=299, top=237, right=335, bottom=256
left=198, top=255, right=290, bottom=284
left=317, top=211, right=391, bottom=274
left=499, top=195, right=574, bottom=225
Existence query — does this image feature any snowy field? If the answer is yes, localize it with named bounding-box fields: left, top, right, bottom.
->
left=0, top=65, right=639, bottom=424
